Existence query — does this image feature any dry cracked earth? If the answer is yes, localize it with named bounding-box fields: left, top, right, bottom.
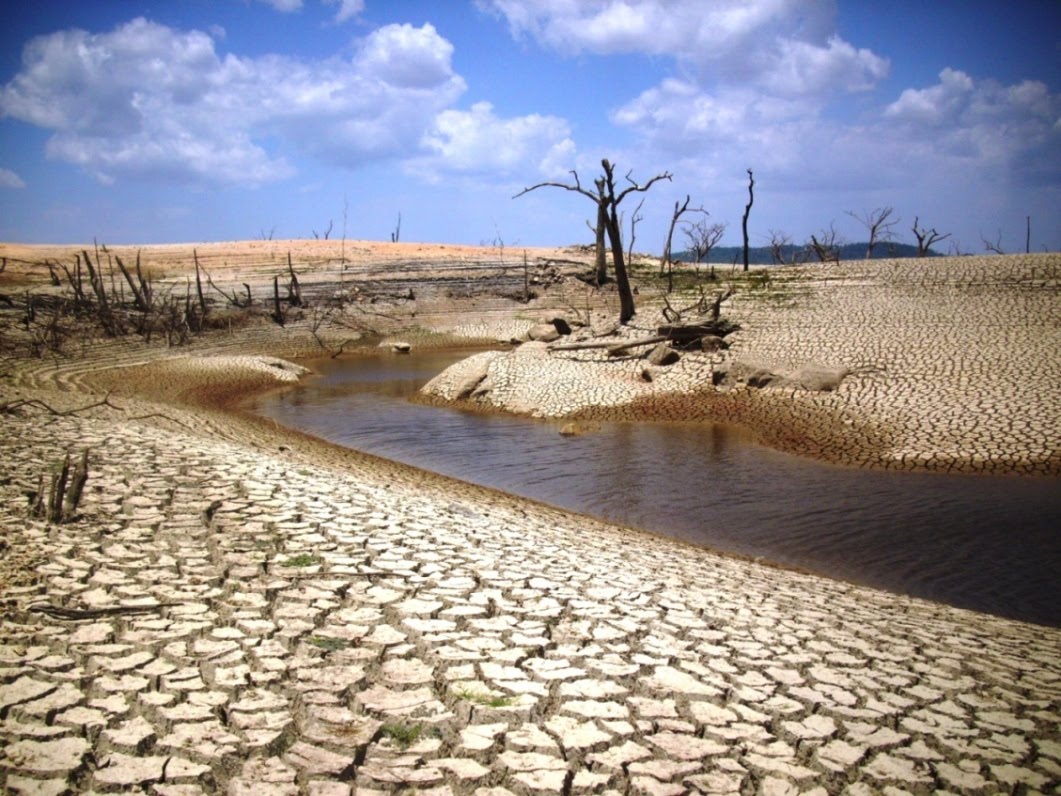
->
left=1, top=389, right=1059, bottom=795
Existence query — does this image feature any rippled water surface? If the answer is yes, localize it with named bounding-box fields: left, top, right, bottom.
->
left=248, top=350, right=1061, bottom=627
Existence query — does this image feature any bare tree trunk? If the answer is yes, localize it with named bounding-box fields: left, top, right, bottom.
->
left=272, top=276, right=284, bottom=325
left=48, top=454, right=70, bottom=524
left=193, top=250, right=207, bottom=316
left=602, top=160, right=636, bottom=324
left=287, top=253, right=302, bottom=306
left=742, top=169, right=754, bottom=273
left=523, top=250, right=530, bottom=303
left=62, top=449, right=89, bottom=521
left=115, top=255, right=148, bottom=311
left=594, top=180, right=608, bottom=285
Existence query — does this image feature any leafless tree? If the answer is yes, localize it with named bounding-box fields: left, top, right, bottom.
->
left=741, top=169, right=754, bottom=272
left=626, top=196, right=646, bottom=264
left=685, top=219, right=726, bottom=264
left=516, top=159, right=672, bottom=323
left=391, top=212, right=402, bottom=243
left=767, top=229, right=795, bottom=265
left=845, top=206, right=899, bottom=258
left=659, top=196, right=707, bottom=275
left=807, top=223, right=844, bottom=264
left=980, top=229, right=1004, bottom=254
left=312, top=220, right=333, bottom=240
left=912, top=216, right=951, bottom=257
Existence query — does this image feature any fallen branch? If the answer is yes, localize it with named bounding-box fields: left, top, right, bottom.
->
left=548, top=335, right=666, bottom=353
left=27, top=602, right=180, bottom=620
left=1, top=394, right=120, bottom=416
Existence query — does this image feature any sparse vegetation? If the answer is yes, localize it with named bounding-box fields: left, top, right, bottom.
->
left=281, top=553, right=319, bottom=567
left=380, top=722, right=425, bottom=748
left=454, top=686, right=517, bottom=708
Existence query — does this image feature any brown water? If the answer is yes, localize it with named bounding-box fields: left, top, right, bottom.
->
left=248, top=349, right=1061, bottom=628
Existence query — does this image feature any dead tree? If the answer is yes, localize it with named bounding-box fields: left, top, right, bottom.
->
left=845, top=207, right=899, bottom=258
left=516, top=159, right=672, bottom=324
left=313, top=220, right=333, bottom=240
left=286, top=253, right=302, bottom=307
left=981, top=229, right=1004, bottom=254
left=114, top=251, right=153, bottom=313
left=808, top=223, right=843, bottom=264
left=684, top=219, right=727, bottom=282
left=767, top=229, right=794, bottom=264
left=659, top=196, right=704, bottom=273
left=193, top=250, right=208, bottom=316
left=591, top=179, right=608, bottom=285
left=391, top=213, right=402, bottom=243
left=912, top=216, right=951, bottom=257
left=741, top=169, right=754, bottom=272
left=626, top=196, right=646, bottom=264
left=272, top=276, right=285, bottom=326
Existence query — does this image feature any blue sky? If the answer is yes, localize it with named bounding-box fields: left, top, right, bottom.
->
left=1, top=1, right=1059, bottom=254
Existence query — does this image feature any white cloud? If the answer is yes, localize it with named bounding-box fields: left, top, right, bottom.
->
left=483, top=0, right=887, bottom=95
left=0, top=168, right=26, bottom=188
left=323, top=0, right=365, bottom=24
left=885, top=67, right=975, bottom=126
left=412, top=101, right=575, bottom=179
left=0, top=17, right=469, bottom=185
left=883, top=69, right=1061, bottom=175
left=355, top=23, right=456, bottom=89
left=258, top=0, right=303, bottom=12
left=485, top=0, right=889, bottom=182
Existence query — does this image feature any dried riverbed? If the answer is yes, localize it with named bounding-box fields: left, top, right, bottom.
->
left=1, top=246, right=1059, bottom=794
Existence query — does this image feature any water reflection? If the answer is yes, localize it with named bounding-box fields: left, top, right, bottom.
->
left=247, top=350, right=1061, bottom=627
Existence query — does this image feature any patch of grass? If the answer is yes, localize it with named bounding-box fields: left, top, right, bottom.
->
left=306, top=636, right=346, bottom=651
left=281, top=553, right=319, bottom=567
left=380, top=722, right=424, bottom=749
left=454, top=686, right=517, bottom=708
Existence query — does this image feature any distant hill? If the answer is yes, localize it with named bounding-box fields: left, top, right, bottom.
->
left=675, top=242, right=942, bottom=265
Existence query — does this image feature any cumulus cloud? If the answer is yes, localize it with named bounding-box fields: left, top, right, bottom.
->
left=0, top=168, right=26, bottom=188
left=0, top=17, right=471, bottom=185
left=483, top=0, right=887, bottom=95
left=884, top=69, right=1061, bottom=170
left=411, top=101, right=575, bottom=180
left=484, top=0, right=889, bottom=182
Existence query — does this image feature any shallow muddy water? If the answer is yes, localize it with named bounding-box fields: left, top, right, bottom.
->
left=248, top=349, right=1061, bottom=627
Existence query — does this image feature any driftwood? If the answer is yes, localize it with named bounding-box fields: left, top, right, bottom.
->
left=549, top=316, right=735, bottom=356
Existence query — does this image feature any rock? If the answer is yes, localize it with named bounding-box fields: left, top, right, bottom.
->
left=646, top=344, right=681, bottom=367
left=713, top=357, right=848, bottom=391
left=792, top=364, right=849, bottom=391
left=527, top=324, right=561, bottom=343
left=700, top=335, right=729, bottom=352
left=391, top=342, right=411, bottom=353
left=591, top=319, right=620, bottom=338
left=539, top=314, right=573, bottom=335
left=559, top=423, right=580, bottom=436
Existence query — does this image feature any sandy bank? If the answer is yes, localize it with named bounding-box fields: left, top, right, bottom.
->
left=421, top=253, right=1061, bottom=475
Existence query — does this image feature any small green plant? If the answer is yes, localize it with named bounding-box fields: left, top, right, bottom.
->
left=380, top=722, right=424, bottom=749
left=455, top=686, right=517, bottom=708
left=307, top=636, right=346, bottom=651
left=281, top=553, right=319, bottom=567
